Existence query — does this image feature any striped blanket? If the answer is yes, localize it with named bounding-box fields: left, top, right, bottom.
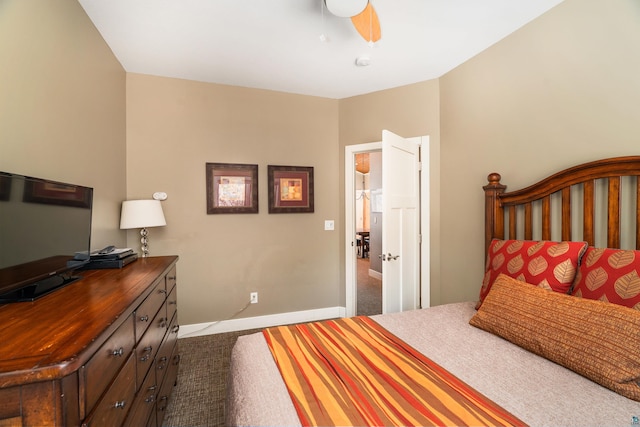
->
left=263, top=316, right=526, bottom=427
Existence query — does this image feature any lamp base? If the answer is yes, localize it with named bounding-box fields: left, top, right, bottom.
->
left=140, top=227, right=149, bottom=257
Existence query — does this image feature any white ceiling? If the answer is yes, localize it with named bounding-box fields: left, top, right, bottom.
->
left=78, top=0, right=564, bottom=99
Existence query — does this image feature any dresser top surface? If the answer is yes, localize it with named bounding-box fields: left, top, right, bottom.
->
left=0, top=255, right=178, bottom=387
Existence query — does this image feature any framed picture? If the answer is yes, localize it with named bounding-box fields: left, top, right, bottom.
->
left=206, top=163, right=259, bottom=214
left=268, top=165, right=314, bottom=213
left=23, top=179, right=92, bottom=208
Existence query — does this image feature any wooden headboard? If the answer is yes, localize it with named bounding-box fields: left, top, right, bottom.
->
left=484, top=156, right=640, bottom=257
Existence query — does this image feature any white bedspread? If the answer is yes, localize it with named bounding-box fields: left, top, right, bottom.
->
left=227, top=302, right=639, bottom=427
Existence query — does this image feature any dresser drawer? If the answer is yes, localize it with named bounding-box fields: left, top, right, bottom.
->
left=82, top=353, right=136, bottom=427
left=155, top=314, right=178, bottom=381
left=165, top=266, right=177, bottom=293
left=166, top=285, right=178, bottom=327
left=135, top=305, right=168, bottom=389
left=124, top=359, right=158, bottom=427
left=155, top=343, right=180, bottom=426
left=135, top=279, right=166, bottom=343
left=0, top=386, right=20, bottom=421
left=82, top=313, right=135, bottom=414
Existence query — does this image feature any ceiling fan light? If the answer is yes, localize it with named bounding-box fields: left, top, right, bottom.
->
left=324, top=0, right=368, bottom=18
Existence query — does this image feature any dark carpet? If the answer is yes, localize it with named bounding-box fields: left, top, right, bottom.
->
left=162, top=328, right=260, bottom=427
left=357, top=257, right=382, bottom=316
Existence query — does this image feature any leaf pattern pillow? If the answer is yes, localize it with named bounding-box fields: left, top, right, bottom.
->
left=478, top=239, right=588, bottom=309
left=572, top=247, right=640, bottom=311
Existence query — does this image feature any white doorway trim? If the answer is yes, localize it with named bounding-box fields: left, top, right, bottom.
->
left=345, top=142, right=381, bottom=318
left=345, top=137, right=430, bottom=318
left=419, top=135, right=430, bottom=308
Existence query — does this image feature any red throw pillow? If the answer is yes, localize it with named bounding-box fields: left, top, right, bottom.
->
left=572, top=247, right=640, bottom=310
left=478, top=239, right=587, bottom=309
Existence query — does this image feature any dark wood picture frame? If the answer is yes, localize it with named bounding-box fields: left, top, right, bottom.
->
left=268, top=165, right=314, bottom=214
left=206, top=162, right=259, bottom=214
left=23, top=179, right=92, bottom=208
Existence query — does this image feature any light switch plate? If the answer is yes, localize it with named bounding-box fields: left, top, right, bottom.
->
left=324, top=220, right=335, bottom=231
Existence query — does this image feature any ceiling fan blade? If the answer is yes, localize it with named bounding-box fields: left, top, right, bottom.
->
left=351, top=3, right=381, bottom=43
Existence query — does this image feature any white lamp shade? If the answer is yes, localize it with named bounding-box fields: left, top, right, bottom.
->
left=120, top=200, right=166, bottom=229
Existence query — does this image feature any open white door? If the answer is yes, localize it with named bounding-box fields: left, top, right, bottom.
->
left=381, top=130, right=420, bottom=313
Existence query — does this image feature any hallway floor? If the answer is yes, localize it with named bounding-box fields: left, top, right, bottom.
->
left=356, top=257, right=382, bottom=316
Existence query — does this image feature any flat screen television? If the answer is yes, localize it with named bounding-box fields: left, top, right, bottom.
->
left=0, top=171, right=93, bottom=303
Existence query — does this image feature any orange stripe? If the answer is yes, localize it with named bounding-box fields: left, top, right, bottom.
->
left=264, top=317, right=527, bottom=427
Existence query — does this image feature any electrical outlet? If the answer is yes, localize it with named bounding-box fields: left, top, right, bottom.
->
left=250, top=292, right=258, bottom=304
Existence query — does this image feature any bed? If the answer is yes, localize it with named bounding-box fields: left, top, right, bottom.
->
left=227, top=156, right=640, bottom=427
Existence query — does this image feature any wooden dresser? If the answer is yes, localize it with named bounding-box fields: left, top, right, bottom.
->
left=0, top=256, right=180, bottom=427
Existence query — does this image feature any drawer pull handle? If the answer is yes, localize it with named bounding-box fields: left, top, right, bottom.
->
left=159, top=318, right=168, bottom=328
left=158, top=289, right=168, bottom=295
left=139, top=314, right=149, bottom=322
left=140, top=346, right=153, bottom=361
left=172, top=354, right=181, bottom=366
left=168, top=276, right=176, bottom=281
left=169, top=300, right=177, bottom=305
left=145, top=395, right=156, bottom=404
left=157, top=356, right=168, bottom=370
left=172, top=325, right=180, bottom=333
left=158, top=396, right=168, bottom=410
left=148, top=385, right=157, bottom=392
left=114, top=400, right=126, bottom=409
left=111, top=347, right=124, bottom=357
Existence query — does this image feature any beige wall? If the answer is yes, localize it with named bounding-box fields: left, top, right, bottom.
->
left=126, top=74, right=340, bottom=325
left=338, top=81, right=442, bottom=305
left=439, top=0, right=640, bottom=304
left=0, top=0, right=127, bottom=249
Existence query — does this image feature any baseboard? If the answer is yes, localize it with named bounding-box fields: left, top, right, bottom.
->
left=369, top=268, right=382, bottom=280
left=178, top=306, right=346, bottom=338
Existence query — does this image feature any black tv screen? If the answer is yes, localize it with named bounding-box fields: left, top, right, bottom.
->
left=0, top=172, right=93, bottom=302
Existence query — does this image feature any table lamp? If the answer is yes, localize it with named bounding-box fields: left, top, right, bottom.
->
left=120, top=199, right=166, bottom=257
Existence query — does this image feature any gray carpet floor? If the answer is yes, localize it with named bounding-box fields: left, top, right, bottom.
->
left=162, top=328, right=261, bottom=427
left=357, top=257, right=382, bottom=316
left=162, top=258, right=381, bottom=426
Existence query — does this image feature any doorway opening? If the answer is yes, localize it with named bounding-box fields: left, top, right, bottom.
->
left=345, top=142, right=381, bottom=317
left=345, top=133, right=429, bottom=318
left=355, top=152, right=382, bottom=316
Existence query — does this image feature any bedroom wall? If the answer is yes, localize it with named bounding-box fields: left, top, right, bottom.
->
left=126, top=74, right=340, bottom=326
left=338, top=80, right=442, bottom=305
left=0, top=0, right=127, bottom=250
left=5, top=0, right=633, bottom=328
left=438, top=0, right=640, bottom=304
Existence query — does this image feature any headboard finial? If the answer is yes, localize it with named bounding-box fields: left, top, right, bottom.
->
left=487, top=173, right=502, bottom=186
left=484, top=172, right=506, bottom=258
